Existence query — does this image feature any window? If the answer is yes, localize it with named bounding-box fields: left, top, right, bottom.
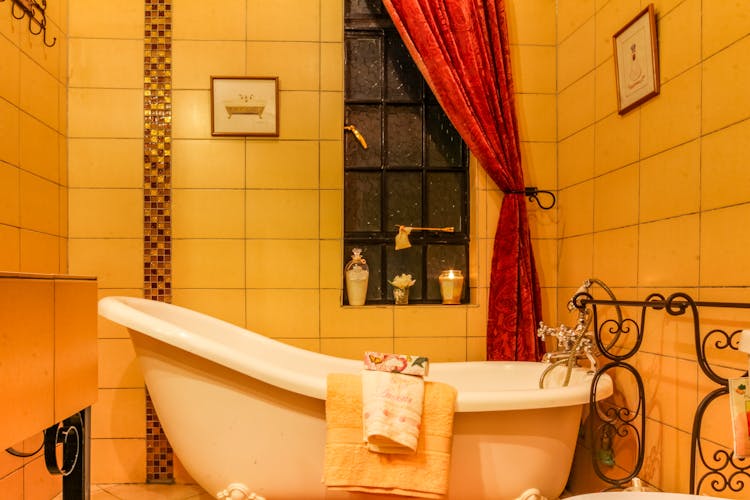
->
left=343, top=1, right=470, bottom=305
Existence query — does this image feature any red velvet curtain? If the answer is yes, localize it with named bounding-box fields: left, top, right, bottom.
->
left=382, top=0, right=544, bottom=361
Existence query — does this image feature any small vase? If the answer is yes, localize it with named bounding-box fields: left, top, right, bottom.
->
left=393, top=286, right=410, bottom=305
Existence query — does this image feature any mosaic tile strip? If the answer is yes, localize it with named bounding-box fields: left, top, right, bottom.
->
left=144, top=0, right=173, bottom=483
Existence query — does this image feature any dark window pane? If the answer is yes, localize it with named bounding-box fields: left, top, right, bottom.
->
left=386, top=245, right=423, bottom=301
left=345, top=36, right=383, bottom=101
left=345, top=105, right=382, bottom=167
left=345, top=172, right=381, bottom=232
left=345, top=0, right=384, bottom=20
left=426, top=104, right=463, bottom=168
left=385, top=171, right=422, bottom=229
left=426, top=245, right=467, bottom=301
left=386, top=33, right=422, bottom=102
left=426, top=172, right=463, bottom=230
left=386, top=105, right=422, bottom=167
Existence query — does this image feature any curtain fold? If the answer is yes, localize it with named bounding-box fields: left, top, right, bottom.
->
left=382, top=0, right=544, bottom=361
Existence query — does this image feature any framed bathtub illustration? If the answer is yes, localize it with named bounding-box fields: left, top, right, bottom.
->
left=612, top=4, right=659, bottom=115
left=210, top=76, right=279, bottom=136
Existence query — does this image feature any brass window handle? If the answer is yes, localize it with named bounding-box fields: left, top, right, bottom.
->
left=344, top=124, right=368, bottom=149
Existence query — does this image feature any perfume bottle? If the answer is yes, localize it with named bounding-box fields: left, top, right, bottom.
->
left=344, top=248, right=369, bottom=306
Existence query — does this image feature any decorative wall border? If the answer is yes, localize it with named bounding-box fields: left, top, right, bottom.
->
left=143, top=0, right=173, bottom=483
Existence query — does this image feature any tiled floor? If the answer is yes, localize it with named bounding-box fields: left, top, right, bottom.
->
left=53, top=483, right=213, bottom=499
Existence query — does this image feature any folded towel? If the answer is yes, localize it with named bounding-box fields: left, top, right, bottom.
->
left=364, top=351, right=430, bottom=376
left=729, top=377, right=750, bottom=458
left=362, top=370, right=424, bottom=453
left=324, top=373, right=457, bottom=499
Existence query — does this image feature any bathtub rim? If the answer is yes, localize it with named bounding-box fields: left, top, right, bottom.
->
left=99, top=295, right=612, bottom=412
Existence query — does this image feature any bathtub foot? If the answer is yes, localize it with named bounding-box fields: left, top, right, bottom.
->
left=515, top=488, right=548, bottom=500
left=216, top=482, right=266, bottom=500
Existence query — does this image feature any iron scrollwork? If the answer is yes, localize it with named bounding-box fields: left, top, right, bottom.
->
left=0, top=0, right=57, bottom=47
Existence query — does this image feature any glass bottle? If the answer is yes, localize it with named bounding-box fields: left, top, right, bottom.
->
left=344, top=248, right=369, bottom=306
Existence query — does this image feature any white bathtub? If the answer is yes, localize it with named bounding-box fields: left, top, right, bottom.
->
left=98, top=296, right=613, bottom=500
left=566, top=493, right=720, bottom=500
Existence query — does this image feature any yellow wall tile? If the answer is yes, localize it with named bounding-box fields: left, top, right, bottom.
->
left=594, top=164, right=638, bottom=231
left=0, top=469, right=22, bottom=499
left=511, top=45, right=556, bottom=94
left=594, top=111, right=639, bottom=175
left=171, top=288, right=246, bottom=327
left=506, top=0, right=556, bottom=45
left=321, top=43, right=343, bottom=92
left=172, top=0, right=246, bottom=41
left=19, top=114, right=59, bottom=183
left=68, top=0, right=143, bottom=38
left=319, top=289, right=393, bottom=338
left=594, top=57, right=617, bottom=120
left=532, top=238, right=557, bottom=288
left=0, top=98, right=20, bottom=167
left=394, top=337, right=468, bottom=363
left=320, top=91, right=344, bottom=140
left=172, top=239, right=245, bottom=289
left=247, top=42, right=320, bottom=91
left=320, top=140, right=343, bottom=189
left=97, top=289, right=143, bottom=339
left=90, top=438, right=146, bottom=484
left=558, top=19, right=595, bottom=91
left=640, top=66, right=701, bottom=157
left=97, top=338, right=142, bottom=388
left=319, top=239, right=343, bottom=289
left=172, top=41, right=246, bottom=90
left=557, top=0, right=595, bottom=41
left=321, top=0, right=343, bottom=43
left=558, top=126, right=594, bottom=189
left=247, top=0, right=320, bottom=42
left=19, top=172, right=58, bottom=235
left=592, top=226, right=638, bottom=287
left=22, top=455, right=60, bottom=500
left=594, top=0, right=641, bottom=66
left=68, top=38, right=143, bottom=89
left=91, top=388, right=146, bottom=439
left=170, top=89, right=212, bottom=139
left=521, top=142, right=556, bottom=193
left=279, top=91, right=319, bottom=140
left=515, top=93, right=556, bottom=142
left=68, top=238, right=142, bottom=288
left=246, top=140, right=319, bottom=189
left=321, top=338, right=393, bottom=360
left=701, top=205, right=750, bottom=287
left=558, top=181, right=594, bottom=238
left=558, top=73, right=595, bottom=139
left=172, top=139, right=245, bottom=189
left=245, top=289, right=319, bottom=338
left=702, top=0, right=750, bottom=58
left=19, top=55, right=59, bottom=130
left=558, top=234, right=593, bottom=287
left=640, top=140, right=700, bottom=222
left=702, top=36, right=750, bottom=134
left=68, top=138, right=143, bottom=188
left=701, top=119, right=750, bottom=211
left=172, top=189, right=244, bottom=238
left=68, top=88, right=142, bottom=138
left=246, top=239, right=318, bottom=288
left=246, top=189, right=319, bottom=239
left=0, top=34, right=19, bottom=106
left=393, top=306, right=467, bottom=338
left=638, top=215, right=699, bottom=287
left=657, top=0, right=700, bottom=83
left=0, top=162, right=19, bottom=226
left=69, top=188, right=142, bottom=238
left=319, top=189, right=342, bottom=240
left=0, top=225, right=20, bottom=271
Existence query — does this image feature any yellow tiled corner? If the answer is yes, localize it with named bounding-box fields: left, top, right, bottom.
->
left=640, top=66, right=701, bottom=158
left=171, top=89, right=212, bottom=140
left=557, top=72, right=595, bottom=140
left=702, top=36, right=750, bottom=135
left=593, top=164, right=638, bottom=232
left=68, top=238, right=143, bottom=289
left=319, top=289, right=393, bottom=338
left=172, top=239, right=245, bottom=289
left=700, top=204, right=750, bottom=287
left=701, top=119, right=750, bottom=211
left=394, top=337, right=468, bottom=363
left=68, top=88, right=142, bottom=139
left=68, top=38, right=142, bottom=89
left=594, top=57, right=617, bottom=120
left=532, top=238, right=557, bottom=288
left=172, top=0, right=246, bottom=41
left=19, top=54, right=59, bottom=130
left=511, top=45, right=556, bottom=94
left=171, top=288, right=246, bottom=328
left=69, top=188, right=142, bottom=238
left=393, top=306, right=467, bottom=338
left=640, top=140, right=700, bottom=223
left=638, top=215, right=699, bottom=287
left=246, top=140, right=319, bottom=189
left=172, top=189, right=244, bottom=239
left=594, top=0, right=641, bottom=66
left=702, top=0, right=750, bottom=58
left=558, top=126, right=594, bottom=189
left=245, top=289, right=319, bottom=338
left=557, top=181, right=594, bottom=238
left=172, top=41, right=246, bottom=90
left=247, top=42, right=320, bottom=91
left=278, top=91, right=319, bottom=140
left=520, top=141, right=556, bottom=189
left=90, top=438, right=146, bottom=484
left=68, top=139, right=146, bottom=188
left=246, top=239, right=319, bottom=288
left=557, top=0, right=595, bottom=42
left=247, top=0, right=320, bottom=42
left=91, top=388, right=146, bottom=439
left=557, top=234, right=594, bottom=288
left=68, top=0, right=143, bottom=38
left=506, top=0, right=555, bottom=45
left=246, top=189, right=319, bottom=239
left=557, top=19, right=595, bottom=91
left=172, top=139, right=245, bottom=189
left=594, top=109, right=639, bottom=176
left=514, top=93, right=556, bottom=143
left=592, top=226, right=638, bottom=287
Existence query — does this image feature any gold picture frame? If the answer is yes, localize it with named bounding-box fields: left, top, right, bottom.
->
left=210, top=76, right=279, bottom=137
left=612, top=4, right=660, bottom=115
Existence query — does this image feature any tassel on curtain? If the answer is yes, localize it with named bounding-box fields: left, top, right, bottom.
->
left=382, top=0, right=544, bottom=361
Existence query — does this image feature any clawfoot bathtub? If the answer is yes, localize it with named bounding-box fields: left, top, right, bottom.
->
left=98, top=296, right=612, bottom=500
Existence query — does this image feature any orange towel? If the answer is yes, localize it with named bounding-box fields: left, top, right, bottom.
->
left=324, top=373, right=457, bottom=499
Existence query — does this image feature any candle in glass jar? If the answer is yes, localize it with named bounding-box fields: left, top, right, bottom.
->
left=438, top=269, right=464, bottom=304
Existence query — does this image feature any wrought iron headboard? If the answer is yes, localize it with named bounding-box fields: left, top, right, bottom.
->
left=571, top=291, right=750, bottom=495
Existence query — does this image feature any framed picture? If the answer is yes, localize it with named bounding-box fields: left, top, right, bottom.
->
left=210, top=76, right=279, bottom=136
left=612, top=4, right=659, bottom=115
